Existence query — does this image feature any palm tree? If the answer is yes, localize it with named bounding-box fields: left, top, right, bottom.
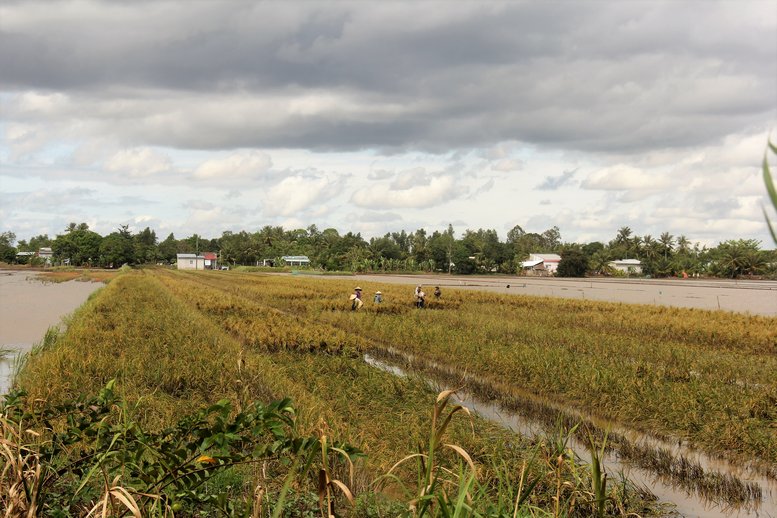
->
left=640, top=235, right=660, bottom=262
left=614, top=226, right=633, bottom=247
left=676, top=235, right=691, bottom=255
left=659, top=232, right=674, bottom=259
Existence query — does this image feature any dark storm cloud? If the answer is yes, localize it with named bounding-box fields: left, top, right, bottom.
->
left=1, top=1, right=775, bottom=153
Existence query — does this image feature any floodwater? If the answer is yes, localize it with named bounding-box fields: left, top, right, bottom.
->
left=363, top=353, right=777, bottom=518
left=310, top=273, right=777, bottom=316
left=0, top=270, right=103, bottom=394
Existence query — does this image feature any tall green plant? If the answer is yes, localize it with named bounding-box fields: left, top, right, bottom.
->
left=764, top=138, right=777, bottom=244
left=1, top=381, right=360, bottom=517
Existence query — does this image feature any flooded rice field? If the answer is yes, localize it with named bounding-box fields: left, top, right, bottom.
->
left=364, top=350, right=777, bottom=518
left=0, top=270, right=102, bottom=394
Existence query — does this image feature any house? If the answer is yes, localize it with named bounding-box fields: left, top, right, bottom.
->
left=281, top=255, right=310, bottom=267
left=202, top=252, right=218, bottom=270
left=521, top=253, right=562, bottom=276
left=38, top=247, right=53, bottom=264
left=176, top=253, right=206, bottom=270
left=609, top=259, right=642, bottom=275
left=15, top=251, right=35, bottom=264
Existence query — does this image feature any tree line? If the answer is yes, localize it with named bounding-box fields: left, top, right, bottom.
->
left=1, top=222, right=775, bottom=279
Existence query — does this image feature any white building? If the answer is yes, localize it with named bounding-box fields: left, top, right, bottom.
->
left=521, top=253, right=562, bottom=275
left=281, top=255, right=311, bottom=266
left=38, top=247, right=53, bottom=264
left=609, top=259, right=642, bottom=275
left=176, top=253, right=206, bottom=270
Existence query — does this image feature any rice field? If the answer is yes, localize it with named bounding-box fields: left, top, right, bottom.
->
left=8, top=268, right=777, bottom=516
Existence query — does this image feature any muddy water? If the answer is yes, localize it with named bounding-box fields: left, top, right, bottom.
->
left=363, top=353, right=777, bottom=518
left=0, top=270, right=102, bottom=394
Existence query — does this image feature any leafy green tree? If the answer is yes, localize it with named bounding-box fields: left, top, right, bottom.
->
left=450, top=241, right=476, bottom=274
left=181, top=234, right=205, bottom=254
left=158, top=233, right=179, bottom=263
left=100, top=226, right=135, bottom=267
left=506, top=224, right=526, bottom=245
left=134, top=227, right=158, bottom=264
left=540, top=226, right=562, bottom=251
left=16, top=234, right=51, bottom=252
left=557, top=247, right=588, bottom=277
left=52, top=223, right=102, bottom=266
left=427, top=227, right=457, bottom=272
left=410, top=228, right=430, bottom=264
left=369, top=235, right=404, bottom=262
left=0, top=231, right=17, bottom=263
left=219, top=231, right=260, bottom=265
left=709, top=239, right=764, bottom=278
left=581, top=241, right=604, bottom=258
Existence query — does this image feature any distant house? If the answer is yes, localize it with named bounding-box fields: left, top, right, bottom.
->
left=15, top=251, right=35, bottom=264
left=38, top=247, right=53, bottom=265
left=281, top=255, right=311, bottom=267
left=202, top=252, right=218, bottom=270
left=609, top=259, right=642, bottom=275
left=521, top=253, right=562, bottom=276
left=176, top=253, right=206, bottom=270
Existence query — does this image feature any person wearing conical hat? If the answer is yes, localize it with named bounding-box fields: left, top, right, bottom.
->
left=374, top=290, right=383, bottom=304
left=351, top=286, right=363, bottom=310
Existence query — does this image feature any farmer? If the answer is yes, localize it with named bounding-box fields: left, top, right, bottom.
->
left=374, top=291, right=383, bottom=304
left=350, top=286, right=364, bottom=311
left=414, top=285, right=425, bottom=308
left=434, top=286, right=441, bottom=299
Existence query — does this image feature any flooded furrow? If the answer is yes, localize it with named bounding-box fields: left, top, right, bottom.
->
left=363, top=350, right=776, bottom=518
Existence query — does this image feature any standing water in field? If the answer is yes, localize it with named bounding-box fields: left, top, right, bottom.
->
left=0, top=271, right=102, bottom=395
left=364, top=352, right=777, bottom=518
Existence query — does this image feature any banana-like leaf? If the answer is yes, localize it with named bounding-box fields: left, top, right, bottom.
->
left=764, top=139, right=777, bottom=244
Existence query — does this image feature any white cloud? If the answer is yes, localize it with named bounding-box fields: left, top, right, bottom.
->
left=351, top=175, right=460, bottom=209
left=582, top=164, right=672, bottom=191
left=104, top=148, right=173, bottom=177
left=263, top=175, right=338, bottom=217
left=368, top=169, right=394, bottom=180
left=390, top=168, right=431, bottom=190
left=193, top=151, right=272, bottom=180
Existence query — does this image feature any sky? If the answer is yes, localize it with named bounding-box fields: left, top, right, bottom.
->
left=1, top=0, right=776, bottom=247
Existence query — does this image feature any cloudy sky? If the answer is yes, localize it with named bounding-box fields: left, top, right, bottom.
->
left=1, top=1, right=776, bottom=246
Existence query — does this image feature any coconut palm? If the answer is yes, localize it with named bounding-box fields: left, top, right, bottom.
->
left=614, top=226, right=633, bottom=247
left=659, top=232, right=674, bottom=259
left=676, top=235, right=691, bottom=255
